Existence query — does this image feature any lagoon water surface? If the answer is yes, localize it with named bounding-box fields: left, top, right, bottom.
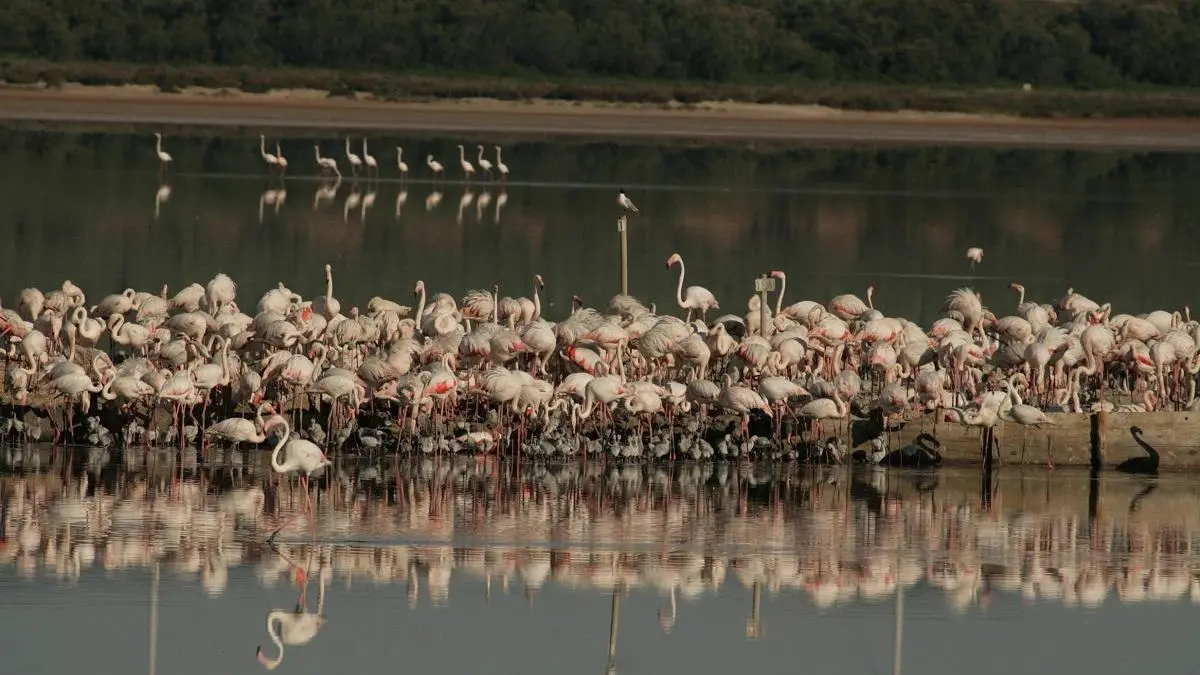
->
left=1, top=452, right=1199, bottom=675
left=2, top=130, right=1200, bottom=322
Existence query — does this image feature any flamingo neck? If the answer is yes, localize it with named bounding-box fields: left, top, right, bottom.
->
left=532, top=281, right=541, bottom=321
left=774, top=274, right=786, bottom=316
left=270, top=421, right=291, bottom=473
left=673, top=260, right=687, bottom=310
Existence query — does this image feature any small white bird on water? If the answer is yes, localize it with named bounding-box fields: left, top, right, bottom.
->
left=966, top=247, right=983, bottom=269
left=618, top=189, right=639, bottom=215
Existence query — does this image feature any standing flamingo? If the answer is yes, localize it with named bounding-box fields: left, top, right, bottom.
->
left=314, top=146, right=339, bottom=177
left=153, top=133, right=172, bottom=175
left=427, top=155, right=444, bottom=179
left=476, top=145, right=493, bottom=178
left=457, top=145, right=476, bottom=180
left=260, top=135, right=281, bottom=174
left=396, top=147, right=409, bottom=179
left=494, top=146, right=509, bottom=180
left=362, top=139, right=378, bottom=178
left=266, top=419, right=331, bottom=537
left=275, top=142, right=288, bottom=176
left=310, top=264, right=341, bottom=320
left=344, top=138, right=363, bottom=177
left=665, top=253, right=719, bottom=322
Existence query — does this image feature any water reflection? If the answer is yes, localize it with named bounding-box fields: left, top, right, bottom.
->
left=2, top=452, right=1196, bottom=612
left=6, top=131, right=1200, bottom=324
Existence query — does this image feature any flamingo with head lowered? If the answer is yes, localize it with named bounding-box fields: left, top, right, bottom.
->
left=666, top=253, right=719, bottom=323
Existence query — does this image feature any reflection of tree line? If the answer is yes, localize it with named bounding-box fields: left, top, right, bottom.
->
left=0, top=461, right=1196, bottom=610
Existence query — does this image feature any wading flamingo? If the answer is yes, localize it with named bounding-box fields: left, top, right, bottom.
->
left=344, top=138, right=362, bottom=176
left=153, top=133, right=173, bottom=175
left=457, top=145, right=476, bottom=180
left=495, top=146, right=509, bottom=180
left=666, top=253, right=718, bottom=322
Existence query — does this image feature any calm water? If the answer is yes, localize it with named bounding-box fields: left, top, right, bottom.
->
left=1, top=450, right=1198, bottom=675
left=3, top=130, right=1200, bottom=322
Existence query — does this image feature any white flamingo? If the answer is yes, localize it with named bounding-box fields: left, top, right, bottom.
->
left=362, top=138, right=378, bottom=177
left=476, top=145, right=493, bottom=178
left=259, top=135, right=281, bottom=174
left=153, top=133, right=172, bottom=175
left=666, top=253, right=719, bottom=322
left=275, top=142, right=288, bottom=175
left=344, top=138, right=363, bottom=176
left=314, top=146, right=339, bottom=177
left=427, top=155, right=444, bottom=179
left=495, top=146, right=509, bottom=180
left=457, top=145, right=476, bottom=180
left=396, top=147, right=409, bottom=179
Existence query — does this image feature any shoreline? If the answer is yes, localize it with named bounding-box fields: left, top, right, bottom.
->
left=6, top=85, right=1200, bottom=150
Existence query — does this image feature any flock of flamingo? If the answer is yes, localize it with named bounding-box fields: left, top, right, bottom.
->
left=153, top=131, right=511, bottom=182
left=0, top=245, right=1189, bottom=476
left=152, top=132, right=518, bottom=224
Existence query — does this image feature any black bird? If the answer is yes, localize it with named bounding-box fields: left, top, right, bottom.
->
left=1115, top=426, right=1159, bottom=475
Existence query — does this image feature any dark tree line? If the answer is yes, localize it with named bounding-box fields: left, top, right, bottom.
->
left=3, top=0, right=1200, bottom=88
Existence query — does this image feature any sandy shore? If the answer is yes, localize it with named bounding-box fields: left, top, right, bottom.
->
left=4, top=84, right=1200, bottom=149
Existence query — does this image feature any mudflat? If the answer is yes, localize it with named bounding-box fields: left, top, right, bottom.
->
left=4, top=84, right=1200, bottom=150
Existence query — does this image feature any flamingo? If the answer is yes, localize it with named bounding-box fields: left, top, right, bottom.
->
left=362, top=138, right=378, bottom=177
left=266, top=419, right=331, bottom=534
left=260, top=135, right=281, bottom=174
left=967, top=247, right=984, bottom=269
left=457, top=144, right=476, bottom=180
left=310, top=263, right=341, bottom=320
left=153, top=133, right=172, bottom=175
left=275, top=142, right=288, bottom=175
left=314, top=146, right=340, bottom=177
left=205, top=402, right=273, bottom=448
left=495, top=145, right=509, bottom=180
left=396, top=147, right=409, bottom=179
left=427, top=155, right=444, bottom=179
left=344, top=138, right=363, bottom=176
left=618, top=189, right=639, bottom=214
left=666, top=253, right=719, bottom=322
left=476, top=145, right=493, bottom=178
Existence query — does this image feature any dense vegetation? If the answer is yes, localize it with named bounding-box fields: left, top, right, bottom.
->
left=4, top=0, right=1200, bottom=114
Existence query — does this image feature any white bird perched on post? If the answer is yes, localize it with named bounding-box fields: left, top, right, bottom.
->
left=966, top=247, right=983, bottom=269
left=618, top=189, right=639, bottom=215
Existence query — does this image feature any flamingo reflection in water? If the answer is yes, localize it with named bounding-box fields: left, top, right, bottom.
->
left=256, top=547, right=329, bottom=670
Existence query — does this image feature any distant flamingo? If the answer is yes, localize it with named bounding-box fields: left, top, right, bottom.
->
left=666, top=253, right=719, bottom=322
left=344, top=138, right=363, bottom=177
left=153, top=133, right=172, bottom=175
left=259, top=135, right=281, bottom=174
left=427, top=155, right=444, bottom=179
left=457, top=145, right=476, bottom=180
left=967, top=247, right=984, bottom=269
left=396, top=147, right=409, bottom=179
left=476, top=145, right=493, bottom=178
left=314, top=146, right=339, bottom=177
left=495, top=146, right=509, bottom=180
left=362, top=138, right=378, bottom=177
left=275, top=142, right=288, bottom=175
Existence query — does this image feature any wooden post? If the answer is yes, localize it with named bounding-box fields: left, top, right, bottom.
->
left=617, top=216, right=629, bottom=296
left=892, top=570, right=904, bottom=675
left=746, top=579, right=763, bottom=638
left=1090, top=410, right=1106, bottom=470
left=607, top=586, right=621, bottom=663
left=754, top=275, right=776, bottom=336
